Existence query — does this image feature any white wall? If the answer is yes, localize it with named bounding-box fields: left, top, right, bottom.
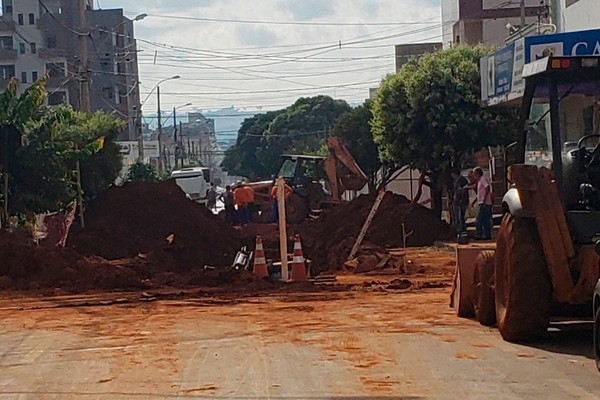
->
left=441, top=0, right=459, bottom=48
left=562, top=0, right=600, bottom=32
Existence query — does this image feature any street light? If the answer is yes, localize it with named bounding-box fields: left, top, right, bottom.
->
left=137, top=75, right=180, bottom=163
left=156, top=76, right=182, bottom=173
left=133, top=13, right=148, bottom=22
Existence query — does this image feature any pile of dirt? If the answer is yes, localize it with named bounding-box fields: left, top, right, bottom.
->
left=0, top=232, right=142, bottom=291
left=293, top=192, right=454, bottom=272
left=69, top=180, right=240, bottom=270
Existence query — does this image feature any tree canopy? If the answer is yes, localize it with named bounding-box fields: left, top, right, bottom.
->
left=371, top=45, right=520, bottom=217
left=331, top=101, right=380, bottom=182
left=0, top=79, right=125, bottom=216
left=222, top=96, right=351, bottom=179
left=371, top=45, right=519, bottom=171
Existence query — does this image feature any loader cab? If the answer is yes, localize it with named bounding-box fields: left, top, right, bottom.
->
left=514, top=56, right=600, bottom=243
left=276, top=155, right=327, bottom=190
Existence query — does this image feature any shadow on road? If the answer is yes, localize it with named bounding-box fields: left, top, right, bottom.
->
left=524, top=321, right=594, bottom=359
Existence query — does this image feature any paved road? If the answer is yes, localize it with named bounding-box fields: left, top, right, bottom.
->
left=0, top=289, right=598, bottom=399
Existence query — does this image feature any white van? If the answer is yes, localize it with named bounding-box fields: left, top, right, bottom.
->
left=170, top=167, right=211, bottom=204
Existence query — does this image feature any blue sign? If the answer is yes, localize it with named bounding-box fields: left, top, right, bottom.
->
left=525, top=28, right=600, bottom=62
left=494, top=43, right=515, bottom=96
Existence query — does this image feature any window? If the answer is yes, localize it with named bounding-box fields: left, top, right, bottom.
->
left=0, top=36, right=13, bottom=50
left=18, top=43, right=25, bottom=54
left=21, top=71, right=27, bottom=83
left=102, top=86, right=114, bottom=100
left=30, top=42, right=36, bottom=54
left=17, top=14, right=23, bottom=25
left=0, top=65, right=16, bottom=80
left=28, top=13, right=34, bottom=25
left=32, top=71, right=38, bottom=81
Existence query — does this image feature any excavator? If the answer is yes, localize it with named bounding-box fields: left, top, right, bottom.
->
left=246, top=136, right=369, bottom=223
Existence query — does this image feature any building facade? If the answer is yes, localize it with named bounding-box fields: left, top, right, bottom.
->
left=0, top=0, right=141, bottom=140
left=557, top=0, right=600, bottom=32
left=441, top=0, right=543, bottom=48
left=395, top=42, right=442, bottom=72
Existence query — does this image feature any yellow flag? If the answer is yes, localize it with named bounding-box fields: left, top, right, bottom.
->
left=96, top=136, right=105, bottom=150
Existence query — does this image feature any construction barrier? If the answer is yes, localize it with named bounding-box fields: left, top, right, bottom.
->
left=291, top=234, right=308, bottom=282
left=253, top=235, right=269, bottom=278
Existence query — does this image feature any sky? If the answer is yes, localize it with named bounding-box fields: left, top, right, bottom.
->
left=98, top=0, right=443, bottom=116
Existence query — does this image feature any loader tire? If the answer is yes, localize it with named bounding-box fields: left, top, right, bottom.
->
left=494, top=214, right=552, bottom=342
left=474, top=251, right=496, bottom=327
left=285, top=193, right=309, bottom=224
left=594, top=305, right=600, bottom=372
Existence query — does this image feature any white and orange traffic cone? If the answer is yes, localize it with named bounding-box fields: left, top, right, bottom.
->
left=291, top=234, right=308, bottom=282
left=253, top=235, right=269, bottom=278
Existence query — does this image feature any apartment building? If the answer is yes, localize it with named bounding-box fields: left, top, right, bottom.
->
left=557, top=0, right=600, bottom=32
left=0, top=0, right=141, bottom=140
left=441, top=0, right=543, bottom=48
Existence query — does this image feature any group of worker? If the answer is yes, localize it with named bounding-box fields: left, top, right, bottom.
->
left=217, top=180, right=294, bottom=226
left=450, top=166, right=493, bottom=241
left=219, top=183, right=255, bottom=226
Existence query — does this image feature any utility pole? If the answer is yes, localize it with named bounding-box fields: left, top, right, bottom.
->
left=180, top=121, right=184, bottom=167
left=157, top=86, right=163, bottom=175
left=77, top=0, right=90, bottom=112
left=173, top=107, right=178, bottom=169
left=76, top=0, right=90, bottom=228
left=520, top=0, right=526, bottom=28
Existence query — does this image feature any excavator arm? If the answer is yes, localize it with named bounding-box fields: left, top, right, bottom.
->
left=324, top=136, right=369, bottom=200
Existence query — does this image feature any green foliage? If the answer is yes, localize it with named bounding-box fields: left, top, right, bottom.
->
left=0, top=79, right=125, bottom=214
left=331, top=101, right=380, bottom=179
left=371, top=45, right=519, bottom=171
left=222, top=96, right=351, bottom=179
left=126, top=161, right=159, bottom=183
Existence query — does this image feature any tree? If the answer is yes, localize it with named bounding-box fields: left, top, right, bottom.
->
left=79, top=112, right=125, bottom=198
left=331, top=101, right=381, bottom=187
left=371, top=45, right=520, bottom=218
left=0, top=78, right=125, bottom=216
left=126, top=161, right=159, bottom=183
left=222, top=96, right=351, bottom=179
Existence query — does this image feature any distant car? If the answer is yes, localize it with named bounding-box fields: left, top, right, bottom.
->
left=170, top=167, right=211, bottom=204
left=595, top=279, right=600, bottom=372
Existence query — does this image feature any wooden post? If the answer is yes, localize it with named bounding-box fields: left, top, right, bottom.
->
left=75, top=159, right=85, bottom=228
left=2, top=172, right=8, bottom=227
left=348, top=189, right=386, bottom=260
left=277, top=177, right=288, bottom=281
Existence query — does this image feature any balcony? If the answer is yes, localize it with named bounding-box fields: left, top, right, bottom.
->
left=0, top=19, right=16, bottom=32
left=0, top=48, right=17, bottom=60
left=38, top=48, right=69, bottom=59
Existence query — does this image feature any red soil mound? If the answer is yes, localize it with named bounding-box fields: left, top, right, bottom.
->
left=294, top=192, right=454, bottom=272
left=68, top=180, right=240, bottom=269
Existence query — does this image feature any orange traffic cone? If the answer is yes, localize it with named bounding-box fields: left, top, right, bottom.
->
left=253, top=235, right=269, bottom=278
left=291, top=234, right=308, bottom=282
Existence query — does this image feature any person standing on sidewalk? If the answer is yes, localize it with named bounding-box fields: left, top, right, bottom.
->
left=469, top=167, right=493, bottom=240
left=450, top=169, right=469, bottom=235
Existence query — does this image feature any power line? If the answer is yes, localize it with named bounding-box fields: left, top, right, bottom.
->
left=133, top=13, right=441, bottom=27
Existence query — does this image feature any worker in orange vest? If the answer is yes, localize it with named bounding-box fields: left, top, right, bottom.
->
left=270, top=181, right=292, bottom=223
